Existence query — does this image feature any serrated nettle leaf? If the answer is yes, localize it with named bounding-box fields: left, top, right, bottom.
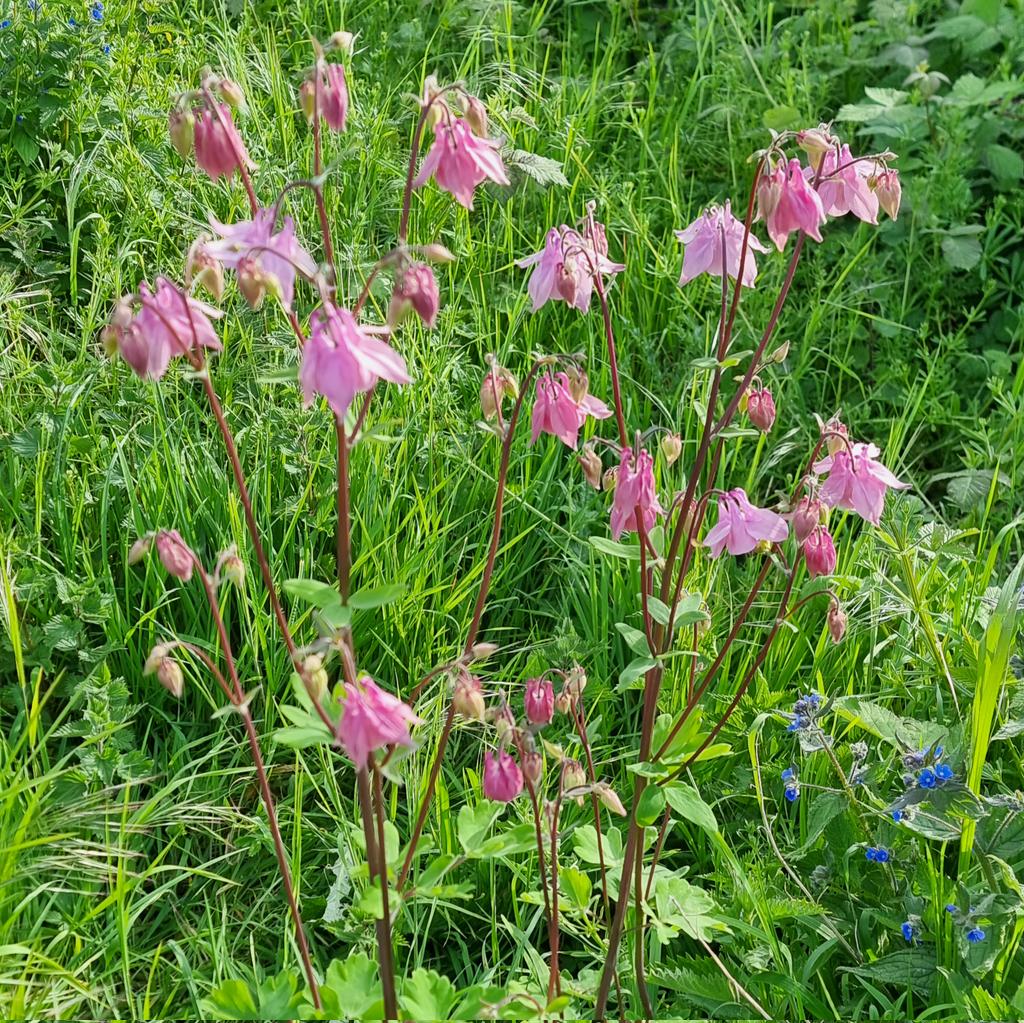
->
left=653, top=875, right=727, bottom=942
left=617, top=655, right=659, bottom=691
left=636, top=784, right=666, bottom=825
left=615, top=621, right=652, bottom=656
left=590, top=535, right=642, bottom=561
left=664, top=781, right=718, bottom=835
left=283, top=577, right=343, bottom=610
left=349, top=583, right=407, bottom=609
left=843, top=949, right=936, bottom=997
left=503, top=147, right=570, bottom=188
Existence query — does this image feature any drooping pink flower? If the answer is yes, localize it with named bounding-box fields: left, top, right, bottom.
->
left=675, top=200, right=769, bottom=289
left=338, top=675, right=422, bottom=768
left=747, top=388, right=776, bottom=432
left=789, top=496, right=823, bottom=544
left=105, top=277, right=222, bottom=380
left=813, top=442, right=908, bottom=526
left=803, top=525, right=837, bottom=579
left=530, top=371, right=611, bottom=449
left=155, top=530, right=195, bottom=581
left=388, top=263, right=440, bottom=328
left=204, top=208, right=318, bottom=310
left=321, top=62, right=348, bottom=132
left=413, top=117, right=510, bottom=209
left=816, top=144, right=878, bottom=224
left=610, top=449, right=664, bottom=541
left=871, top=168, right=901, bottom=220
left=193, top=103, right=253, bottom=182
left=517, top=224, right=625, bottom=312
left=703, top=488, right=788, bottom=558
left=482, top=750, right=524, bottom=802
left=524, top=678, right=554, bottom=726
left=299, top=304, right=410, bottom=419
left=827, top=603, right=847, bottom=643
left=756, top=158, right=827, bottom=251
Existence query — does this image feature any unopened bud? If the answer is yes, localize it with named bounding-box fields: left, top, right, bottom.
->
left=489, top=705, right=515, bottom=744
left=554, top=691, right=572, bottom=715
left=564, top=366, right=590, bottom=404
left=299, top=78, right=317, bottom=122
left=303, top=654, right=329, bottom=701
left=579, top=446, right=603, bottom=489
left=217, top=77, right=246, bottom=111
left=221, top=553, right=245, bottom=588
left=747, top=388, right=776, bottom=433
left=329, top=30, right=355, bottom=54
left=157, top=656, right=185, bottom=698
left=168, top=108, right=195, bottom=159
left=769, top=340, right=790, bottom=364
left=185, top=237, right=224, bottom=301
left=522, top=750, right=543, bottom=786
left=453, top=673, right=486, bottom=721
left=463, top=94, right=488, bottom=137
left=237, top=256, right=266, bottom=309
left=594, top=782, right=627, bottom=816
left=144, top=643, right=174, bottom=675
left=128, top=534, right=153, bottom=565
left=420, top=243, right=456, bottom=263
left=790, top=497, right=821, bottom=545
left=796, top=125, right=836, bottom=168
left=602, top=465, right=618, bottom=492
left=827, top=604, right=847, bottom=644
left=756, top=164, right=784, bottom=220
left=871, top=168, right=901, bottom=220
left=562, top=758, right=586, bottom=791
left=469, top=642, right=499, bottom=662
left=825, top=419, right=848, bottom=456
left=479, top=365, right=518, bottom=420
left=661, top=433, right=682, bottom=466
left=422, top=75, right=446, bottom=129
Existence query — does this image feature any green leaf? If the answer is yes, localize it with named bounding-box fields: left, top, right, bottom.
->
left=941, top=234, right=983, bottom=271
left=400, top=969, right=458, bottom=1020
left=832, top=696, right=946, bottom=749
left=652, top=876, right=727, bottom=942
left=560, top=865, right=593, bottom=909
left=674, top=593, right=710, bottom=628
left=12, top=130, right=40, bottom=165
left=349, top=583, right=407, bottom=609
left=272, top=724, right=331, bottom=749
left=356, top=884, right=384, bottom=919
left=200, top=980, right=258, bottom=1020
left=762, top=105, right=802, bottom=131
left=615, top=621, right=651, bottom=656
left=664, top=782, right=718, bottom=836
left=984, top=144, right=1024, bottom=184
left=457, top=802, right=500, bottom=855
left=646, top=596, right=672, bottom=627
left=475, top=822, right=538, bottom=858
left=320, top=954, right=384, bottom=1020
left=589, top=535, right=641, bottom=561
left=283, top=578, right=342, bottom=609
left=617, top=655, right=659, bottom=691
left=503, top=148, right=569, bottom=188
left=200, top=973, right=302, bottom=1021
left=843, top=948, right=936, bottom=997
left=573, top=824, right=623, bottom=871
left=636, top=784, right=666, bottom=826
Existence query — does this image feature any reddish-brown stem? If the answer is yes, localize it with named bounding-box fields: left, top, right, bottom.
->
left=350, top=386, right=376, bottom=443
left=573, top=697, right=613, bottom=932
left=357, top=767, right=397, bottom=1019
left=335, top=416, right=351, bottom=603
left=174, top=640, right=235, bottom=704
left=396, top=702, right=455, bottom=890
left=190, top=555, right=320, bottom=1007
left=646, top=808, right=671, bottom=901
left=310, top=62, right=337, bottom=283
left=633, top=838, right=653, bottom=1018
left=547, top=784, right=563, bottom=1002
left=593, top=278, right=628, bottom=448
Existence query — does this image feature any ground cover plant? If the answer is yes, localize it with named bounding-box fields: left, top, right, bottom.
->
left=1, top=1, right=1023, bottom=1020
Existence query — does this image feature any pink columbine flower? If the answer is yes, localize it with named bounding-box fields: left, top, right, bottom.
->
left=747, top=388, right=776, bottom=432
left=524, top=678, right=554, bottom=726
left=816, top=144, right=878, bottom=224
left=827, top=603, right=847, bottom=643
left=413, top=117, right=510, bottom=210
left=482, top=750, right=524, bottom=802
left=813, top=442, right=908, bottom=526
left=756, top=158, right=827, bottom=251
left=155, top=530, right=195, bottom=581
left=517, top=224, right=625, bottom=312
left=530, top=371, right=612, bottom=449
left=789, top=496, right=823, bottom=544
left=299, top=304, right=410, bottom=420
left=803, top=525, right=837, bottom=579
left=388, top=263, right=440, bottom=328
left=204, top=208, right=318, bottom=310
left=703, top=488, right=788, bottom=558
left=610, top=449, right=664, bottom=541
left=105, top=278, right=222, bottom=380
left=871, top=168, right=901, bottom=220
left=675, top=201, right=770, bottom=289
left=320, top=62, right=349, bottom=132
left=338, top=675, right=422, bottom=768
left=193, top=103, right=253, bottom=182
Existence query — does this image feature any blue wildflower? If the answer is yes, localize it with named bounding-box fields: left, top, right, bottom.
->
left=0, top=18, right=11, bottom=27
left=15, top=113, right=23, bottom=122
left=68, top=15, right=76, bottom=25
left=935, top=763, right=954, bottom=782
left=90, top=2, right=102, bottom=21
left=918, top=768, right=937, bottom=789
left=875, top=847, right=890, bottom=863
left=865, top=847, right=877, bottom=861
left=865, top=846, right=890, bottom=863
left=103, top=42, right=110, bottom=53
left=781, top=767, right=796, bottom=782
left=892, top=809, right=903, bottom=822
left=966, top=927, right=985, bottom=943
left=945, top=903, right=957, bottom=913
left=784, top=786, right=799, bottom=802
left=901, top=921, right=916, bottom=942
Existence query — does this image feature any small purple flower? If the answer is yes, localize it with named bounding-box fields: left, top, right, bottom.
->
left=935, top=763, right=954, bottom=782
left=945, top=903, right=957, bottom=914
left=892, top=809, right=903, bottom=822
left=866, top=846, right=890, bottom=863
left=918, top=768, right=937, bottom=789
left=966, top=927, right=985, bottom=943
left=90, top=1, right=103, bottom=20
left=901, top=921, right=916, bottom=943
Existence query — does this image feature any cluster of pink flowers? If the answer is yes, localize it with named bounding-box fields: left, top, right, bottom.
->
left=338, top=676, right=422, bottom=768
left=518, top=223, right=625, bottom=312
left=530, top=371, right=611, bottom=449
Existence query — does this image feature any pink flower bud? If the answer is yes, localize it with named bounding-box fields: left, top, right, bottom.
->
left=825, top=419, right=849, bottom=456
left=157, top=657, right=185, bottom=698
left=237, top=256, right=267, bottom=309
left=302, top=654, right=328, bottom=702
left=796, top=125, right=837, bottom=167
left=488, top=704, right=515, bottom=745
left=185, top=238, right=224, bottom=302
left=803, top=525, right=837, bottom=579
left=562, top=758, right=586, bottom=792
left=388, top=263, right=439, bottom=328
left=155, top=530, right=195, bottom=581
left=220, top=553, right=245, bottom=588
left=524, top=677, right=554, bottom=726
left=463, top=93, right=488, bottom=138
left=602, top=465, right=618, bottom=492
left=193, top=103, right=252, bottom=182
left=420, top=243, right=456, bottom=263
left=661, top=433, right=682, bottom=465
left=747, top=388, right=776, bottom=432
left=299, top=79, right=316, bottom=122
left=128, top=534, right=153, bottom=565
left=217, top=78, right=246, bottom=111
left=594, top=782, right=627, bottom=816
left=521, top=750, right=543, bottom=787
left=790, top=497, right=822, bottom=544
left=453, top=673, right=486, bottom=721
left=468, top=641, right=499, bottom=661
left=168, top=108, right=195, bottom=159
left=578, top=446, right=603, bottom=490
left=482, top=750, right=523, bottom=802
left=480, top=365, right=517, bottom=420
left=871, top=168, right=901, bottom=220
left=827, top=603, right=847, bottom=644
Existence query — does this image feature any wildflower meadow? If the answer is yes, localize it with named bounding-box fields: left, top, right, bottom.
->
left=1, top=1, right=1023, bottom=1020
